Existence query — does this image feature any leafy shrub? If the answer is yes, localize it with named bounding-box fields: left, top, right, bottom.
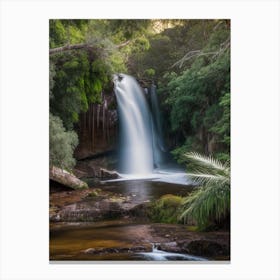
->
left=49, top=113, right=78, bottom=170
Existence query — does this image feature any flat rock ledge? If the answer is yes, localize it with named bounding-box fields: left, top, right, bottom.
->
left=83, top=245, right=152, bottom=255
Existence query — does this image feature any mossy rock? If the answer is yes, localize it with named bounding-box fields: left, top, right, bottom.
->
left=157, top=194, right=183, bottom=207
left=87, top=190, right=99, bottom=197
left=148, top=194, right=184, bottom=224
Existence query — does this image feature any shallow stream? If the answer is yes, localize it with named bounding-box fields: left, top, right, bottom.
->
left=50, top=174, right=202, bottom=261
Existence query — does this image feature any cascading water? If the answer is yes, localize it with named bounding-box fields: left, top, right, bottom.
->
left=150, top=83, right=165, bottom=168
left=114, top=74, right=154, bottom=175
left=110, top=73, right=190, bottom=185
left=137, top=244, right=208, bottom=261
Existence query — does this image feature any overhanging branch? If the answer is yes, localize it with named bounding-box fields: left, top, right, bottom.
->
left=49, top=43, right=89, bottom=55
left=49, top=40, right=131, bottom=55
left=172, top=37, right=230, bottom=68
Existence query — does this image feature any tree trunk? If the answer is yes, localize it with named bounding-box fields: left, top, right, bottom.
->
left=49, top=166, right=88, bottom=189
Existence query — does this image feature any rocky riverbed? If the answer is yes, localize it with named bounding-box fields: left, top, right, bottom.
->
left=50, top=181, right=230, bottom=261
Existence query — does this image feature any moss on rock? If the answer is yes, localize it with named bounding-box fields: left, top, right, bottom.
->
left=148, top=194, right=184, bottom=224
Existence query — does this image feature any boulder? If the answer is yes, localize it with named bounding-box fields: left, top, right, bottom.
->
left=156, top=242, right=181, bottom=253
left=99, top=168, right=119, bottom=179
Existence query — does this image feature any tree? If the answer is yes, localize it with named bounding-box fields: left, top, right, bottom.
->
left=180, top=152, right=230, bottom=230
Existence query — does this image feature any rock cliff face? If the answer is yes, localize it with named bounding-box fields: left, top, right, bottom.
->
left=74, top=92, right=118, bottom=160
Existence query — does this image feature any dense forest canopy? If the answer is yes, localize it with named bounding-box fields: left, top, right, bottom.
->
left=49, top=19, right=230, bottom=170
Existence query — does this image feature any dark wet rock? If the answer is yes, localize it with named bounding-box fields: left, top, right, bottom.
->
left=73, top=168, right=88, bottom=179
left=73, top=159, right=119, bottom=181
left=50, top=186, right=149, bottom=223
left=128, top=202, right=151, bottom=218
left=99, top=168, right=119, bottom=179
left=183, top=240, right=229, bottom=257
left=155, top=238, right=230, bottom=260
left=75, top=95, right=118, bottom=160
left=83, top=245, right=152, bottom=255
left=149, top=224, right=230, bottom=259
left=55, top=199, right=124, bottom=222
left=156, top=242, right=181, bottom=253
left=50, top=213, right=61, bottom=222
left=50, top=192, right=148, bottom=222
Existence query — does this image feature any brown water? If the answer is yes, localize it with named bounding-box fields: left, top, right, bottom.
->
left=50, top=221, right=209, bottom=261
left=50, top=221, right=154, bottom=261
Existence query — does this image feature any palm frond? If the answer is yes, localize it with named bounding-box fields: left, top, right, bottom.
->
left=187, top=172, right=229, bottom=187
left=180, top=152, right=230, bottom=230
left=185, top=152, right=226, bottom=172
left=185, top=152, right=230, bottom=186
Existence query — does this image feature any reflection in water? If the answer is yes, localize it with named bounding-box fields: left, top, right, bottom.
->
left=122, top=180, right=149, bottom=203
left=97, top=180, right=193, bottom=203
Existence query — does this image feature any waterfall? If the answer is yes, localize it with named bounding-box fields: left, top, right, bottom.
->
left=150, top=83, right=165, bottom=168
left=114, top=74, right=155, bottom=175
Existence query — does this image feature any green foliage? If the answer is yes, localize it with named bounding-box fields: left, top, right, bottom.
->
left=210, top=92, right=230, bottom=146
left=162, top=23, right=230, bottom=157
left=49, top=61, right=56, bottom=99
left=132, top=36, right=150, bottom=52
left=144, top=68, right=156, bottom=77
left=180, top=152, right=230, bottom=230
left=49, top=19, right=155, bottom=129
left=129, top=20, right=217, bottom=80
left=49, top=20, right=67, bottom=48
left=108, top=20, right=151, bottom=40
left=87, top=189, right=100, bottom=197
left=50, top=51, right=108, bottom=129
left=49, top=19, right=88, bottom=48
left=149, top=194, right=184, bottom=224
left=171, top=137, right=203, bottom=164
left=49, top=113, right=78, bottom=170
left=166, top=50, right=230, bottom=131
left=214, top=152, right=230, bottom=162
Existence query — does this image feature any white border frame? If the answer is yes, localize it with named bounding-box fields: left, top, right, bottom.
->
left=1, top=0, right=279, bottom=279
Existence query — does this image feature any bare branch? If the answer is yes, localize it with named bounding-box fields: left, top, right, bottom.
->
left=49, top=39, right=132, bottom=55
left=172, top=37, right=230, bottom=68
left=49, top=43, right=89, bottom=55
left=114, top=39, right=131, bottom=48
